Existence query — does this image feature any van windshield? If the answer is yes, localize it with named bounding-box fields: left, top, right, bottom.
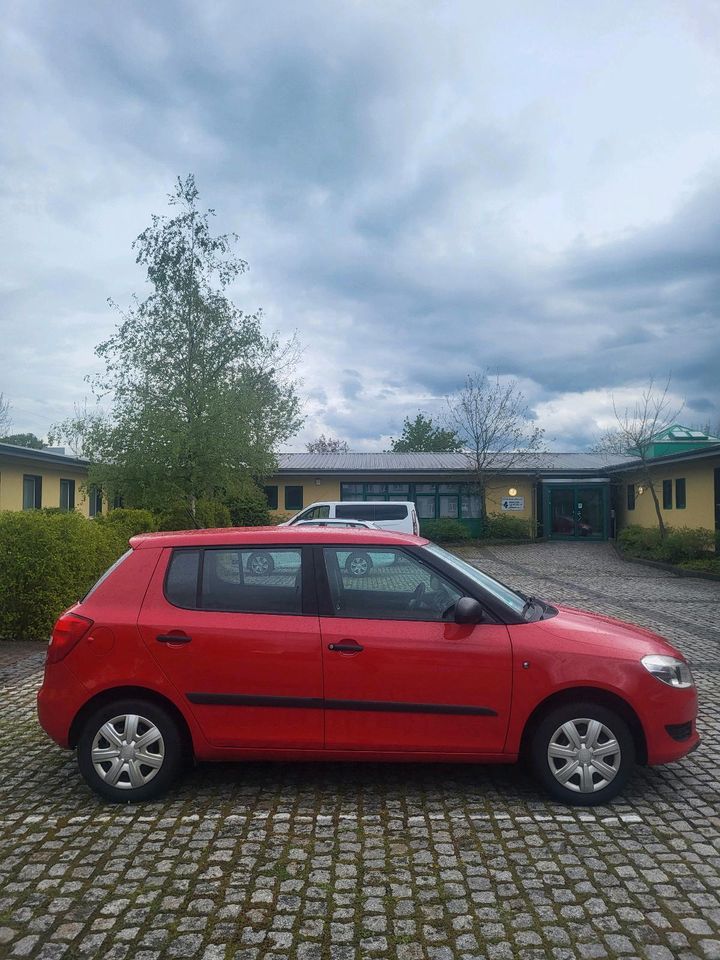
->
left=423, top=543, right=527, bottom=615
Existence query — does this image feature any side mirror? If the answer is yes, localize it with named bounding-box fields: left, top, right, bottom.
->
left=454, top=597, right=485, bottom=625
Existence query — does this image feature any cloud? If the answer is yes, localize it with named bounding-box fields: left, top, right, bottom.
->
left=1, top=0, right=719, bottom=449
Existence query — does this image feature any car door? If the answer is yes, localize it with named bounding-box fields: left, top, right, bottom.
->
left=137, top=544, right=323, bottom=750
left=318, top=545, right=513, bottom=754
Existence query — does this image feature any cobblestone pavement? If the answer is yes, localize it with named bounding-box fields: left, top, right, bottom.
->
left=1, top=542, right=719, bottom=960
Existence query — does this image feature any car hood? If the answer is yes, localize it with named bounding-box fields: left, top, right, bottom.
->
left=534, top=604, right=684, bottom=660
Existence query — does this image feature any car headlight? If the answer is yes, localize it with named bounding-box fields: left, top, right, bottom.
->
left=641, top=655, right=694, bottom=689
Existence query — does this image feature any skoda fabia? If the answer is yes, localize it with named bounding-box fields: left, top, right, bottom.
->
left=37, top=528, right=699, bottom=805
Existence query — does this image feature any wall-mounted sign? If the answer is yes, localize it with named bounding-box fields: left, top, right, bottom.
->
left=501, top=496, right=525, bottom=512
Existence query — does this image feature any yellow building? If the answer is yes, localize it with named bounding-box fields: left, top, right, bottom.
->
left=0, top=442, right=103, bottom=517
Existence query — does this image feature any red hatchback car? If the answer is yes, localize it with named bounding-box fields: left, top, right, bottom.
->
left=37, top=528, right=699, bottom=805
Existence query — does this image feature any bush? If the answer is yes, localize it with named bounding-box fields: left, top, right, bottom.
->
left=619, top=524, right=717, bottom=565
left=94, top=508, right=156, bottom=544
left=225, top=483, right=271, bottom=527
left=483, top=514, right=533, bottom=540
left=155, top=498, right=231, bottom=531
left=268, top=511, right=293, bottom=525
left=420, top=519, right=471, bottom=543
left=0, top=511, right=127, bottom=641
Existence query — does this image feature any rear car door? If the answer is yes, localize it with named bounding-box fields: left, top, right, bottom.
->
left=138, top=544, right=323, bottom=749
left=318, top=545, right=513, bottom=754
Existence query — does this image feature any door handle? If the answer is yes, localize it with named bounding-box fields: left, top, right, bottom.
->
left=327, top=641, right=364, bottom=653
left=156, top=634, right=192, bottom=645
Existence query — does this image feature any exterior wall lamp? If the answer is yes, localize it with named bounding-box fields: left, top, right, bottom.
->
left=508, top=487, right=517, bottom=496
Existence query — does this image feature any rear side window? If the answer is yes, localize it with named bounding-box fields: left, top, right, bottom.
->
left=165, top=550, right=201, bottom=608
left=336, top=504, right=376, bottom=521
left=373, top=504, right=408, bottom=521
left=165, top=547, right=302, bottom=615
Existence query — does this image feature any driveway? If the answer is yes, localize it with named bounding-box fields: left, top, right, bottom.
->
left=0, top=542, right=718, bottom=960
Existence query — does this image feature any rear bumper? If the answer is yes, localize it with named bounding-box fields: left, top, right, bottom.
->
left=36, top=660, right=89, bottom=749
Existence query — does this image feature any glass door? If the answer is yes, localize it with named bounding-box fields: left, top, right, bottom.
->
left=547, top=486, right=606, bottom=539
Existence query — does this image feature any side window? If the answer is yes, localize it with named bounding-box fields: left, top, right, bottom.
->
left=60, top=478, right=75, bottom=511
left=303, top=505, right=330, bottom=520
left=373, top=504, right=408, bottom=521
left=675, top=478, right=686, bottom=509
left=322, top=547, right=463, bottom=622
left=336, top=504, right=376, bottom=521
left=165, top=550, right=200, bottom=608
left=263, top=485, right=278, bottom=510
left=662, top=479, right=672, bottom=510
left=201, top=548, right=302, bottom=615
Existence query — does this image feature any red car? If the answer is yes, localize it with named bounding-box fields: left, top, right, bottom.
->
left=37, top=528, right=699, bottom=805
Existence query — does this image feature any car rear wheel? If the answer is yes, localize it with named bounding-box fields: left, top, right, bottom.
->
left=345, top=552, right=373, bottom=577
left=247, top=552, right=274, bottom=575
left=77, top=699, right=184, bottom=803
left=529, top=701, right=635, bottom=805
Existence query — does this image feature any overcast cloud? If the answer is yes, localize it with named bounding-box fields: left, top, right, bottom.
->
left=1, top=0, right=719, bottom=450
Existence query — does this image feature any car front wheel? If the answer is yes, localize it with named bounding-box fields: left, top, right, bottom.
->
left=77, top=699, right=184, bottom=803
left=529, top=701, right=635, bottom=805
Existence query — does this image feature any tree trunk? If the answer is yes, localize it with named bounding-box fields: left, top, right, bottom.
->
left=647, top=481, right=666, bottom=538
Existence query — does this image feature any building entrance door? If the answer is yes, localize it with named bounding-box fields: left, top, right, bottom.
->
left=545, top=484, right=608, bottom=540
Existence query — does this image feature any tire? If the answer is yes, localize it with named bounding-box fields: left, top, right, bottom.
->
left=77, top=698, right=185, bottom=803
left=529, top=701, right=635, bottom=806
left=345, top=552, right=373, bottom=578
left=247, top=552, right=274, bottom=575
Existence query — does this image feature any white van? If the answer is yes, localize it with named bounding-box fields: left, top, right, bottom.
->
left=283, top=500, right=419, bottom=535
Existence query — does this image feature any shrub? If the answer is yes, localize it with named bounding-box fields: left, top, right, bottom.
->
left=155, top=498, right=231, bottom=531
left=420, top=519, right=470, bottom=543
left=0, top=511, right=126, bottom=641
left=678, top=558, right=720, bottom=576
left=94, top=508, right=156, bottom=544
left=268, top=511, right=293, bottom=526
left=225, top=483, right=271, bottom=527
left=619, top=524, right=716, bottom=565
left=483, top=514, right=533, bottom=540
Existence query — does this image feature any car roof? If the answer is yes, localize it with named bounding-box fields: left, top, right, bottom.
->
left=130, top=526, right=428, bottom=549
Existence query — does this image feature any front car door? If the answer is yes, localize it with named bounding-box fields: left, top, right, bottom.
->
left=138, top=543, right=323, bottom=750
left=317, top=545, right=513, bottom=755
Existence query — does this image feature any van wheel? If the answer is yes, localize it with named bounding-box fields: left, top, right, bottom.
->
left=529, top=702, right=635, bottom=806
left=77, top=699, right=184, bottom=803
left=345, top=552, right=373, bottom=577
left=247, top=552, right=274, bottom=575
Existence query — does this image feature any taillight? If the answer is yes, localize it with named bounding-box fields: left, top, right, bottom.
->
left=47, top=612, right=94, bottom=664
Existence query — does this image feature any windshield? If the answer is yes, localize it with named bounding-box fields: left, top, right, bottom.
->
left=423, top=543, right=527, bottom=615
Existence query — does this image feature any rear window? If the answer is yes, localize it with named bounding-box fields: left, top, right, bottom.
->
left=165, top=549, right=201, bottom=608
left=82, top=549, right=132, bottom=602
left=335, top=503, right=408, bottom=521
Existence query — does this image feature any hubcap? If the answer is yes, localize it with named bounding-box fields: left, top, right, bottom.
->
left=547, top=718, right=621, bottom=793
left=349, top=557, right=368, bottom=576
left=91, top=714, right=165, bottom=790
left=250, top=557, right=269, bottom=574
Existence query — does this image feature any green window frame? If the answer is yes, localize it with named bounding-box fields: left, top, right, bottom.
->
left=263, top=485, right=278, bottom=510
left=284, top=485, right=303, bottom=511
left=627, top=483, right=635, bottom=511
left=675, top=478, right=686, bottom=510
left=662, top=479, right=673, bottom=510
left=337, top=481, right=482, bottom=519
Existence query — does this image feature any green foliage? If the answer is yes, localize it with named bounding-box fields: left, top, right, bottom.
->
left=51, top=174, right=303, bottom=517
left=420, top=519, right=471, bottom=542
left=306, top=435, right=349, bottom=453
left=226, top=482, right=271, bottom=527
left=156, top=498, right=231, bottom=531
left=0, top=432, right=46, bottom=449
left=94, top=508, right=156, bottom=543
left=268, top=511, right=293, bottom=525
left=678, top=558, right=720, bottom=576
left=0, top=512, right=129, bottom=641
left=390, top=413, right=463, bottom=452
left=619, top=524, right=718, bottom=566
left=483, top=514, right=533, bottom=540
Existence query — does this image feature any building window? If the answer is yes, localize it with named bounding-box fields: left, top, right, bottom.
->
left=113, top=493, right=125, bottom=508
left=60, top=479, right=75, bottom=511
left=284, top=485, right=303, bottom=511
left=89, top=486, right=103, bottom=518
left=675, top=478, right=686, bottom=509
left=22, top=475, right=42, bottom=510
left=662, top=479, right=673, bottom=510
left=263, top=485, right=278, bottom=510
left=340, top=483, right=364, bottom=499
left=627, top=483, right=635, bottom=511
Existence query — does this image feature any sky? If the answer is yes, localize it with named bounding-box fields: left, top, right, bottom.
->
left=1, top=0, right=719, bottom=452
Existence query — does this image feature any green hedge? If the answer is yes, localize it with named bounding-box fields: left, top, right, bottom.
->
left=483, top=513, right=533, bottom=540
left=618, top=524, right=719, bottom=567
left=420, top=519, right=471, bottom=543
left=0, top=509, right=154, bottom=641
